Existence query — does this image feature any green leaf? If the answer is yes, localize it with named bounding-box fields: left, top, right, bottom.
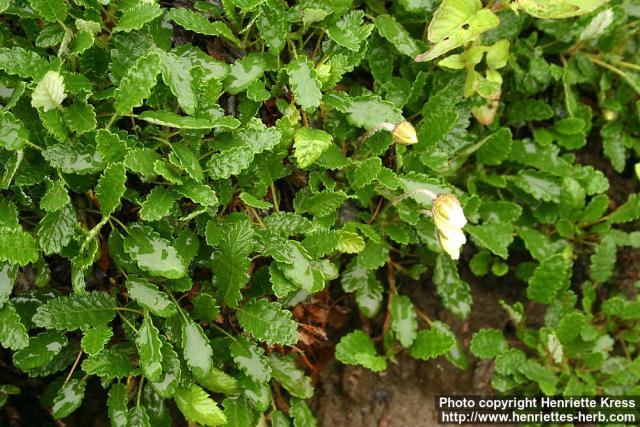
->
left=170, top=143, right=204, bottom=182
left=159, top=51, right=197, bottom=115
left=64, top=101, right=96, bottom=134
left=230, top=335, right=271, bottom=382
left=127, top=406, right=151, bottom=427
left=518, top=359, right=557, bottom=395
left=0, top=263, right=17, bottom=308
left=296, top=190, right=347, bottom=217
left=207, top=147, right=255, bottom=180
left=477, top=128, right=512, bottom=165
left=225, top=54, right=266, bottom=95
left=270, top=355, right=313, bottom=399
left=337, top=231, right=366, bottom=254
left=152, top=162, right=180, bottom=184
left=125, top=148, right=162, bottom=180
left=36, top=204, right=76, bottom=255
left=335, top=330, right=387, bottom=372
left=52, top=378, right=86, bottom=420
left=136, top=111, right=210, bottom=129
left=0, top=304, right=28, bottom=350
left=507, top=100, right=554, bottom=123
left=432, top=321, right=468, bottom=370
left=123, top=224, right=186, bottom=279
left=174, top=384, right=226, bottom=427
left=236, top=118, right=283, bottom=154
left=516, top=0, right=608, bottom=19
left=0, top=111, right=29, bottom=151
left=81, top=326, right=112, bottom=356
left=433, top=255, right=472, bottom=319
left=82, top=345, right=135, bottom=380
left=271, top=411, right=291, bottom=427
left=13, top=331, right=67, bottom=371
left=347, top=95, right=403, bottom=129
left=136, top=315, right=163, bottom=382
left=28, top=0, right=68, bottom=22
left=114, top=52, right=161, bottom=115
left=325, top=10, right=373, bottom=51
left=347, top=158, right=382, bottom=189
left=107, top=383, right=128, bottom=427
left=33, top=292, right=116, bottom=331
left=31, top=71, right=66, bottom=112
left=139, top=187, right=175, bottom=221
left=287, top=59, right=322, bottom=111
left=277, top=241, right=324, bottom=291
left=391, top=295, right=418, bottom=347
left=237, top=299, right=298, bottom=345
left=409, top=328, right=455, bottom=360
left=191, top=294, right=219, bottom=323
left=0, top=200, right=18, bottom=231
left=0, top=47, right=50, bottom=79
left=239, top=192, right=272, bottom=209
left=167, top=8, right=239, bottom=45
left=95, top=162, right=127, bottom=217
left=96, top=129, right=127, bottom=163
left=518, top=227, right=562, bottom=262
left=341, top=260, right=383, bottom=317
left=43, top=140, right=105, bottom=175
left=127, top=277, right=176, bottom=318
left=494, top=348, right=526, bottom=376
left=256, top=0, right=289, bottom=52
left=40, top=179, right=70, bottom=212
left=589, top=234, right=616, bottom=283
left=234, top=0, right=266, bottom=12
left=212, top=221, right=253, bottom=307
left=373, top=15, right=420, bottom=57
left=0, top=229, right=39, bottom=267
left=289, top=399, right=317, bottom=427
left=223, top=396, right=258, bottom=427
left=465, top=223, right=513, bottom=259
left=607, top=194, right=640, bottom=224
left=556, top=311, right=586, bottom=344
left=114, top=2, right=163, bottom=33
left=527, top=254, right=571, bottom=304
left=197, top=366, right=238, bottom=396
left=182, top=319, right=213, bottom=380
left=416, top=0, right=499, bottom=62
left=470, top=328, right=507, bottom=359
left=70, top=31, right=95, bottom=56
left=175, top=180, right=218, bottom=206
left=512, top=170, right=562, bottom=202
left=150, top=341, right=181, bottom=398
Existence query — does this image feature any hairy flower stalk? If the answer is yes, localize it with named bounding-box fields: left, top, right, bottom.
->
left=358, top=120, right=418, bottom=145
left=432, top=194, right=467, bottom=260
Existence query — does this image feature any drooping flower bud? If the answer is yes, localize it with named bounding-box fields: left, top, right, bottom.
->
left=392, top=121, right=418, bottom=145
left=432, top=194, right=467, bottom=260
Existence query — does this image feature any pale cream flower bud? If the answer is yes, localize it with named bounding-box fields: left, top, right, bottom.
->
left=392, top=121, right=418, bottom=145
left=603, top=109, right=618, bottom=121
left=432, top=194, right=467, bottom=260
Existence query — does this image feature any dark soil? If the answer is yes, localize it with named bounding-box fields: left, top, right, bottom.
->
left=310, top=267, right=520, bottom=427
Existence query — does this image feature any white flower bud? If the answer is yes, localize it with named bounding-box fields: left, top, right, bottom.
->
left=432, top=194, right=467, bottom=260
left=392, top=121, right=418, bottom=145
left=438, top=228, right=466, bottom=260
